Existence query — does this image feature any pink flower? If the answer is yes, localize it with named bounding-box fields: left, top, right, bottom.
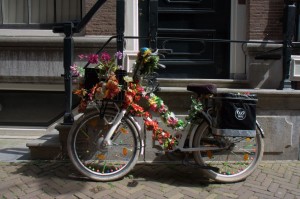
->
left=88, top=54, right=99, bottom=64
left=150, top=104, right=157, bottom=111
left=78, top=54, right=86, bottom=60
left=167, top=117, right=178, bottom=126
left=158, top=105, right=167, bottom=113
left=100, top=52, right=111, bottom=62
left=88, top=93, right=93, bottom=101
left=70, top=64, right=79, bottom=76
left=144, top=95, right=150, bottom=100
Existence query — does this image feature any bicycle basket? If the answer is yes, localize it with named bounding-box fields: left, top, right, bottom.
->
left=212, top=93, right=258, bottom=137
left=113, top=69, right=127, bottom=102
left=84, top=68, right=127, bottom=103
left=84, top=68, right=100, bottom=90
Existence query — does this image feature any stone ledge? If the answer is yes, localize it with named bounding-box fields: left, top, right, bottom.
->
left=160, top=86, right=300, bottom=95
left=246, top=42, right=283, bottom=53
left=0, top=35, right=117, bottom=48
left=158, top=78, right=250, bottom=88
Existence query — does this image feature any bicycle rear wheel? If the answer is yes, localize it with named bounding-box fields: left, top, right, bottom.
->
left=67, top=109, right=140, bottom=181
left=193, top=122, right=264, bottom=183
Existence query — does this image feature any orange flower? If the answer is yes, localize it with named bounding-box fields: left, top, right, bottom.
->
left=73, top=89, right=87, bottom=97
left=106, top=79, right=119, bottom=90
left=124, top=93, right=133, bottom=106
left=145, top=120, right=159, bottom=131
left=78, top=100, right=87, bottom=112
left=130, top=103, right=144, bottom=113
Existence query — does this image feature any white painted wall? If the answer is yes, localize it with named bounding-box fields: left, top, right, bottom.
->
left=123, top=0, right=139, bottom=71
left=230, top=0, right=247, bottom=80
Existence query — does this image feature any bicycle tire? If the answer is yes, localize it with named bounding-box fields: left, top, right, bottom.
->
left=67, top=109, right=141, bottom=181
left=193, top=121, right=264, bottom=183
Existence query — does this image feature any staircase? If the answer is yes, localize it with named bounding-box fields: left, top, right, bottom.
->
left=27, top=80, right=300, bottom=161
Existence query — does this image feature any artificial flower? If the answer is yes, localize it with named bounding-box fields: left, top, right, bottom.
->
left=88, top=54, right=99, bottom=64
left=115, top=51, right=123, bottom=60
left=100, top=52, right=111, bottom=62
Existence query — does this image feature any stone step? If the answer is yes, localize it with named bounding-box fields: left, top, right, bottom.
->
left=159, top=78, right=249, bottom=88
left=26, top=88, right=300, bottom=161
left=26, top=133, right=62, bottom=160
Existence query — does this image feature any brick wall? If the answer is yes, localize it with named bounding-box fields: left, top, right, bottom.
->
left=247, top=0, right=284, bottom=40
left=84, top=0, right=116, bottom=35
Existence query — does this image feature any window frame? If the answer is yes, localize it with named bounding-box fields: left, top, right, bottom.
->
left=0, top=0, right=83, bottom=30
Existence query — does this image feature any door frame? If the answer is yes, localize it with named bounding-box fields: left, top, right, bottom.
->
left=123, top=0, right=247, bottom=80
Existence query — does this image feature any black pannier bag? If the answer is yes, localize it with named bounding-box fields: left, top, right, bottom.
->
left=212, top=93, right=258, bottom=137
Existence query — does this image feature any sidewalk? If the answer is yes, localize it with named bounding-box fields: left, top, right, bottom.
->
left=0, top=136, right=299, bottom=198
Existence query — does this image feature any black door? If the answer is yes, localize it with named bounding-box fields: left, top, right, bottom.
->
left=139, top=0, right=231, bottom=79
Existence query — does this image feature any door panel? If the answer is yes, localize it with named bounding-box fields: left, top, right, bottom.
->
left=139, top=0, right=231, bottom=79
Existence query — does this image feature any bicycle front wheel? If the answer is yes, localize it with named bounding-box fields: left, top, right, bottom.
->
left=193, top=122, right=264, bottom=183
left=67, top=109, right=140, bottom=181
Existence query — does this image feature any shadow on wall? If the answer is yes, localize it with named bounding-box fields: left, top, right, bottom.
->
left=263, top=0, right=284, bottom=41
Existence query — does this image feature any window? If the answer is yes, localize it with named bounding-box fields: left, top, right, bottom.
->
left=0, top=0, right=82, bottom=29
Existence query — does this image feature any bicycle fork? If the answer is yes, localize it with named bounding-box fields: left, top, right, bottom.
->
left=95, top=101, right=127, bottom=146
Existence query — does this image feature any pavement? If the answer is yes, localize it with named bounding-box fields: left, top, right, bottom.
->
left=0, top=133, right=300, bottom=199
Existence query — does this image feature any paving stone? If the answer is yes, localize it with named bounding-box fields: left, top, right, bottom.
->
left=73, top=192, right=92, bottom=199
left=290, top=175, right=300, bottom=185
left=261, top=176, right=273, bottom=188
left=268, top=182, right=280, bottom=193
left=254, top=192, right=278, bottom=199
left=144, top=190, right=167, bottom=199
left=0, top=161, right=299, bottom=198
left=284, top=193, right=295, bottom=199
left=275, top=188, right=287, bottom=198
left=126, top=189, right=146, bottom=199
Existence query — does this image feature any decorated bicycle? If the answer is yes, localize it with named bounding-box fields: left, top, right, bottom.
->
left=69, top=47, right=264, bottom=183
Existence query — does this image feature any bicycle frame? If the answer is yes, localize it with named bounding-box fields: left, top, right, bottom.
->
left=98, top=103, right=218, bottom=154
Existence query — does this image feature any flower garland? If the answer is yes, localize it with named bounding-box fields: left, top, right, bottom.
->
left=73, top=48, right=204, bottom=150
left=123, top=48, right=188, bottom=149
left=123, top=82, right=181, bottom=149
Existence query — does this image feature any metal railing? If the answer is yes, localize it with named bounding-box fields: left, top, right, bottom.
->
left=54, top=0, right=296, bottom=125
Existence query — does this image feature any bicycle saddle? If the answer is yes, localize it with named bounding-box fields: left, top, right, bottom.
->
left=187, top=84, right=217, bottom=95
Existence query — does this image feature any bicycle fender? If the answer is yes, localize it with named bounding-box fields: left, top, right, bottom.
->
left=256, top=120, right=265, bottom=138
left=188, top=112, right=211, bottom=148
left=128, top=115, right=144, bottom=155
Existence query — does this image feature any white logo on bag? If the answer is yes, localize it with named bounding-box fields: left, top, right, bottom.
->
left=235, top=108, right=246, bottom=120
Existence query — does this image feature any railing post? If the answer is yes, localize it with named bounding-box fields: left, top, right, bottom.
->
left=52, top=0, right=110, bottom=125
left=117, top=0, right=125, bottom=66
left=63, top=22, right=74, bottom=124
left=149, top=0, right=158, bottom=50
left=280, top=2, right=296, bottom=90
